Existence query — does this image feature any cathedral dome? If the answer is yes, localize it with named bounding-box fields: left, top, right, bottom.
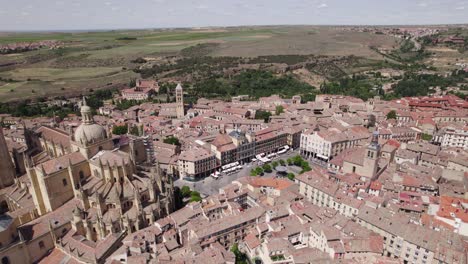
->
left=74, top=96, right=107, bottom=144
left=74, top=123, right=106, bottom=144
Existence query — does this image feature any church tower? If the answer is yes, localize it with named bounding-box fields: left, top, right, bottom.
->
left=175, top=83, right=184, bottom=119
left=363, top=131, right=380, bottom=179
left=0, top=127, right=15, bottom=188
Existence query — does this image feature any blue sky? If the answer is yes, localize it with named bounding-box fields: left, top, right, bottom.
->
left=1, top=0, right=467, bottom=31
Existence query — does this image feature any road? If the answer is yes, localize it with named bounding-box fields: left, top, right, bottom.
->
left=174, top=150, right=300, bottom=197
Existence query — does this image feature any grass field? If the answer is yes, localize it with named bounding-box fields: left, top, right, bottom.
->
left=0, top=26, right=399, bottom=102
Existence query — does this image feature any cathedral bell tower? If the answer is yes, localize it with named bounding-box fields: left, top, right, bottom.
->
left=175, top=83, right=184, bottom=119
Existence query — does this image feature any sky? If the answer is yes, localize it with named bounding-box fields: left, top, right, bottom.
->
left=1, top=0, right=467, bottom=31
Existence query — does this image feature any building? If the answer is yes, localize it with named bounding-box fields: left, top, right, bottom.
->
left=0, top=127, right=15, bottom=188
left=300, top=126, right=369, bottom=162
left=438, top=126, right=468, bottom=150
left=0, top=98, right=175, bottom=264
left=177, top=147, right=217, bottom=179
left=176, top=83, right=185, bottom=119
left=341, top=132, right=381, bottom=179
left=121, top=79, right=159, bottom=101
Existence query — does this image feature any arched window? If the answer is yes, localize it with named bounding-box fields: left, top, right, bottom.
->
left=1, top=256, right=10, bottom=264
left=62, top=179, right=68, bottom=186
left=38, top=241, right=45, bottom=249
left=79, top=171, right=84, bottom=179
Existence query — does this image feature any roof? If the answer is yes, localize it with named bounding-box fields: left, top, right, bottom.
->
left=39, top=151, right=86, bottom=175
left=247, top=177, right=293, bottom=191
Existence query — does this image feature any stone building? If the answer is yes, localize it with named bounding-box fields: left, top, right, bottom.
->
left=0, top=97, right=174, bottom=264
left=176, top=83, right=185, bottom=119
left=0, top=127, right=15, bottom=188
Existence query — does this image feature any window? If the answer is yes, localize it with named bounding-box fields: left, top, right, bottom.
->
left=39, top=241, right=45, bottom=249
left=79, top=171, right=84, bottom=179
left=352, top=166, right=356, bottom=173
left=62, top=179, right=68, bottom=186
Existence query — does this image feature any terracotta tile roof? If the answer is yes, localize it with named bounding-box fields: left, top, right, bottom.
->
left=437, top=196, right=468, bottom=222
left=247, top=177, right=293, bottom=190
left=40, top=151, right=86, bottom=175
left=36, top=126, right=71, bottom=149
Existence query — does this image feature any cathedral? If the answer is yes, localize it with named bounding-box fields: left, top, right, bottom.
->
left=0, top=97, right=174, bottom=263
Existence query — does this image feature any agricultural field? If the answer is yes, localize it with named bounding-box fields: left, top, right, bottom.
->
left=0, top=26, right=400, bottom=102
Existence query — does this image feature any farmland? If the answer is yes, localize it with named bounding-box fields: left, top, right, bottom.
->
left=0, top=25, right=448, bottom=102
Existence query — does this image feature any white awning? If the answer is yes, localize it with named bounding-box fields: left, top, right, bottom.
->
left=316, top=154, right=328, bottom=159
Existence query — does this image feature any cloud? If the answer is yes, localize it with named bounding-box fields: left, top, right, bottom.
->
left=417, top=2, right=428, bottom=7
left=21, top=11, right=30, bottom=16
left=455, top=6, right=465, bottom=9
left=105, top=1, right=112, bottom=6
left=317, top=3, right=328, bottom=8
left=196, top=4, right=209, bottom=9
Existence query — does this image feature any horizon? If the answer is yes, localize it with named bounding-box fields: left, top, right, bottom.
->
left=1, top=0, right=468, bottom=32
left=2, top=23, right=468, bottom=34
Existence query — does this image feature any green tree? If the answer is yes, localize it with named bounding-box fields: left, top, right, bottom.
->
left=287, top=173, right=295, bottom=181
left=190, top=191, right=201, bottom=202
left=272, top=161, right=279, bottom=169
left=250, top=169, right=258, bottom=176
left=287, top=158, right=293, bottom=166
left=231, top=243, right=248, bottom=264
left=262, top=164, right=272, bottom=173
left=386, top=110, right=397, bottom=120
left=421, top=133, right=433, bottom=141
left=292, top=155, right=304, bottom=166
left=112, top=125, right=128, bottom=135
left=275, top=105, right=284, bottom=115
left=255, top=167, right=264, bottom=176
left=164, top=136, right=180, bottom=146
left=279, top=159, right=286, bottom=166
left=181, top=186, right=191, bottom=197
left=129, top=78, right=136, bottom=87
left=255, top=110, right=272, bottom=123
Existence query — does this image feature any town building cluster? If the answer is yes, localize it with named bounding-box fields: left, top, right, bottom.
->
left=0, top=81, right=467, bottom=264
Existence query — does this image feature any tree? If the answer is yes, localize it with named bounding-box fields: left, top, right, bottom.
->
left=250, top=169, right=258, bottom=176
left=287, top=158, right=293, bottom=166
left=190, top=191, right=201, bottom=202
left=231, top=243, right=248, bottom=264
left=262, top=164, right=272, bottom=173
left=173, top=187, right=185, bottom=210
left=112, top=125, right=128, bottom=135
left=386, top=110, right=397, bottom=120
left=164, top=136, right=180, bottom=146
left=272, top=161, right=279, bottom=169
left=421, top=133, right=433, bottom=141
left=129, top=78, right=136, bottom=87
left=275, top=105, right=284, bottom=115
left=287, top=173, right=295, bottom=181
left=181, top=186, right=191, bottom=197
left=292, top=155, right=304, bottom=166
left=255, top=110, right=272, bottom=123
left=254, top=167, right=264, bottom=176
left=279, top=159, right=286, bottom=166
